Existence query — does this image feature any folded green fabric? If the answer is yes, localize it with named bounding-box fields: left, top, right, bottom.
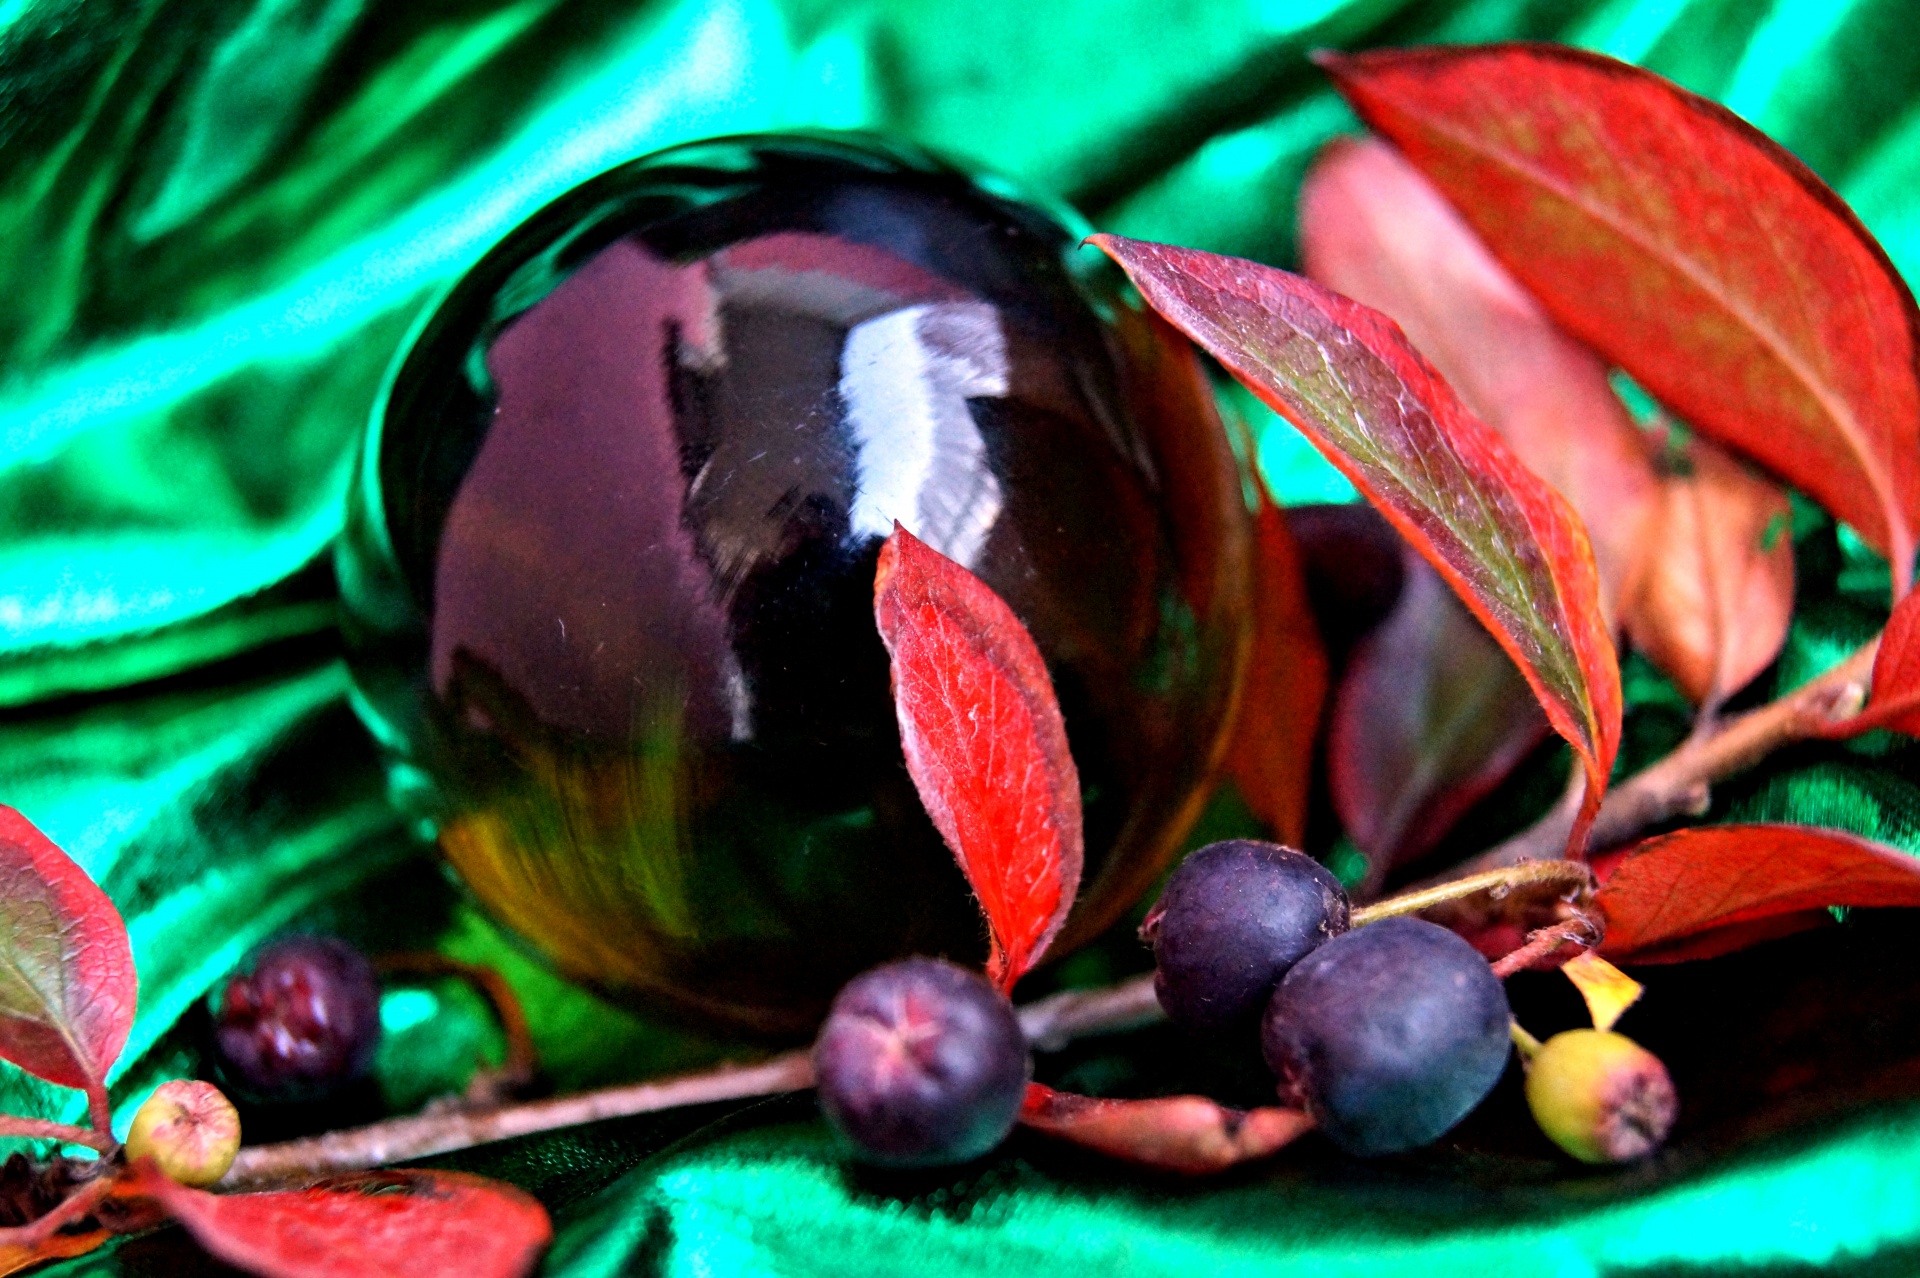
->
left=6, top=0, right=1920, bottom=1271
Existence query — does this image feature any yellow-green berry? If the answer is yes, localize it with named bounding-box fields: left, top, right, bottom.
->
left=126, top=1080, right=241, bottom=1186
left=1525, top=1029, right=1676, bottom=1163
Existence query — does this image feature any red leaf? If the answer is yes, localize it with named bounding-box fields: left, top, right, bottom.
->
left=1321, top=44, right=1920, bottom=592
left=1597, top=825, right=1920, bottom=963
left=1330, top=558, right=1549, bottom=889
left=874, top=525, right=1084, bottom=991
left=1019, top=1083, right=1313, bottom=1175
left=136, top=1168, right=551, bottom=1278
left=1623, top=432, right=1795, bottom=706
left=0, top=807, right=135, bottom=1093
left=1298, top=135, right=1659, bottom=615
left=1091, top=233, right=1620, bottom=855
left=1827, top=588, right=1920, bottom=737
left=1225, top=491, right=1329, bottom=846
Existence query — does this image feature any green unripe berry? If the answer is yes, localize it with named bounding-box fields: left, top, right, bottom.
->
left=125, top=1080, right=241, bottom=1186
left=1525, top=1029, right=1676, bottom=1163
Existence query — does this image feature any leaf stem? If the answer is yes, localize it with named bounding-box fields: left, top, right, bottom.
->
left=0, top=1115, right=113, bottom=1154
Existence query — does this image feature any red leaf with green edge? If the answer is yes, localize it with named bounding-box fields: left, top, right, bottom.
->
left=0, top=806, right=134, bottom=1094
left=1331, top=558, right=1549, bottom=892
left=1825, top=588, right=1920, bottom=737
left=1320, top=44, right=1920, bottom=593
left=1597, top=825, right=1920, bottom=964
left=1091, top=233, right=1620, bottom=855
left=1019, top=1084, right=1313, bottom=1175
left=1298, top=135, right=1659, bottom=616
left=1624, top=432, right=1795, bottom=707
left=1224, top=490, right=1329, bottom=847
left=874, top=524, right=1083, bottom=991
left=135, top=1167, right=551, bottom=1278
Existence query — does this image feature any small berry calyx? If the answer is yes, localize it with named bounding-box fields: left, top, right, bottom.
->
left=1262, top=916, right=1511, bottom=1156
left=1525, top=1028, right=1677, bottom=1164
left=1145, top=840, right=1350, bottom=1032
left=813, top=957, right=1031, bottom=1167
left=211, top=935, right=383, bottom=1104
left=125, top=1080, right=241, bottom=1187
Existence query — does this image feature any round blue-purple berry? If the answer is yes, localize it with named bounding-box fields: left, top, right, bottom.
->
left=1261, top=916, right=1511, bottom=1156
left=813, top=958, right=1030, bottom=1167
left=1145, top=840, right=1350, bottom=1032
left=212, top=936, right=382, bottom=1104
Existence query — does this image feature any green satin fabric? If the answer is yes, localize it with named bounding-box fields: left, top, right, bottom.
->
left=8, top=0, right=1920, bottom=1272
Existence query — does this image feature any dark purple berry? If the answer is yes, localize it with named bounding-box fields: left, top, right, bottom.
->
left=212, top=936, right=382, bottom=1103
left=1144, top=840, right=1350, bottom=1032
left=813, top=958, right=1030, bottom=1167
left=1261, top=917, right=1510, bottom=1156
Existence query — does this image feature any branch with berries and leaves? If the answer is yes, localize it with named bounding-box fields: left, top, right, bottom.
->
left=8, top=37, right=1920, bottom=1271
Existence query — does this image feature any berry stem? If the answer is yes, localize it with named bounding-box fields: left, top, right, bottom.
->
left=1510, top=1021, right=1543, bottom=1062
left=0, top=1115, right=114, bottom=1154
left=1349, top=860, right=1591, bottom=927
left=377, top=953, right=538, bottom=1096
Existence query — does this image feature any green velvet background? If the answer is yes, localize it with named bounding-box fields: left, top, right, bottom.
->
left=7, top=0, right=1920, bottom=1272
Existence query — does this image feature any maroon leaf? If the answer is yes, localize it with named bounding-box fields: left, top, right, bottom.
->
left=1019, top=1084, right=1313, bottom=1175
left=1322, top=44, right=1920, bottom=593
left=1330, top=558, right=1550, bottom=890
left=136, top=1167, right=551, bottom=1278
left=1826, top=588, right=1920, bottom=737
left=0, top=807, right=135, bottom=1095
left=1597, top=825, right=1920, bottom=963
left=1298, top=134, right=1659, bottom=615
left=874, top=525, right=1084, bottom=991
left=1225, top=491, right=1329, bottom=847
left=1091, top=233, right=1621, bottom=854
left=1623, top=432, right=1795, bottom=707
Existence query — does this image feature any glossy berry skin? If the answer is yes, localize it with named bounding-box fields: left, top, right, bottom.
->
left=1144, top=840, right=1349, bottom=1032
left=211, top=936, right=382, bottom=1104
left=1525, top=1029, right=1677, bottom=1164
left=1262, top=917, right=1510, bottom=1156
left=813, top=957, right=1031, bottom=1167
left=338, top=133, right=1252, bottom=1036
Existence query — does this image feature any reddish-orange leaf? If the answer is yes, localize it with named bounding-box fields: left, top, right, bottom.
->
left=137, top=1168, right=551, bottom=1278
left=1322, top=44, right=1920, bottom=593
left=1597, top=825, right=1920, bottom=964
left=1330, top=558, right=1549, bottom=890
left=1827, top=588, right=1920, bottom=737
left=874, top=525, right=1084, bottom=991
left=0, top=1228, right=110, bottom=1277
left=1298, top=135, right=1659, bottom=616
left=1225, top=491, right=1329, bottom=847
left=1624, top=432, right=1795, bottom=707
left=1092, top=233, right=1620, bottom=855
left=0, top=806, right=135, bottom=1094
left=1019, top=1083, right=1313, bottom=1175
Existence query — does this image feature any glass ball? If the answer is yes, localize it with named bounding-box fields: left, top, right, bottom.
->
left=338, top=133, right=1253, bottom=1037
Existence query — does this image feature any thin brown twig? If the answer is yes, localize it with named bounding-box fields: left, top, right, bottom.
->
left=1489, top=919, right=1600, bottom=979
left=1461, top=640, right=1878, bottom=873
left=0, top=1117, right=113, bottom=1155
left=219, top=1051, right=816, bottom=1191
left=1351, top=860, right=1590, bottom=925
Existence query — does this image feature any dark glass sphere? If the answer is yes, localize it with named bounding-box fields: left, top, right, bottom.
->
left=338, top=132, right=1252, bottom=1036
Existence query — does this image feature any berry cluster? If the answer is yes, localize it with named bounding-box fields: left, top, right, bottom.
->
left=1149, top=840, right=1509, bottom=1155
